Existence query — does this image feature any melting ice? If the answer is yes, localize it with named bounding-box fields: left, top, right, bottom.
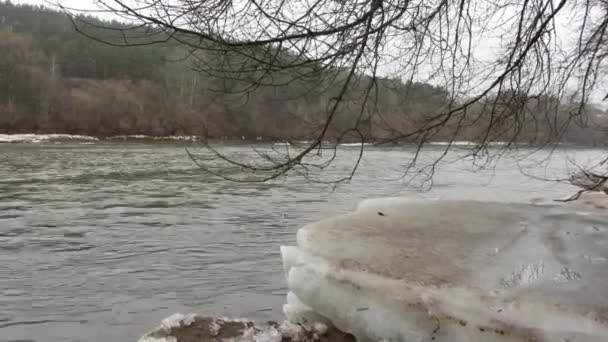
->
left=281, top=195, right=608, bottom=341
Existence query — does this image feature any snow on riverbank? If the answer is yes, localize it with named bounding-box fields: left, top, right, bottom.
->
left=281, top=194, right=608, bottom=341
left=0, top=134, right=99, bottom=143
left=107, top=135, right=199, bottom=141
left=0, top=134, right=200, bottom=143
left=0, top=134, right=563, bottom=147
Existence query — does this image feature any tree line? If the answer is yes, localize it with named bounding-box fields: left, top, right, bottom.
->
left=0, top=1, right=606, bottom=145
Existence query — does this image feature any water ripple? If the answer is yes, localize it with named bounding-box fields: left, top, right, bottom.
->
left=0, top=143, right=598, bottom=342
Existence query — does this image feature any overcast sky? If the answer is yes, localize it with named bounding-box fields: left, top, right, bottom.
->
left=15, top=0, right=96, bottom=9
left=13, top=0, right=121, bottom=20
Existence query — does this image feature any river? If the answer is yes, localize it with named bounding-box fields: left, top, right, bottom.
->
left=0, top=143, right=602, bottom=342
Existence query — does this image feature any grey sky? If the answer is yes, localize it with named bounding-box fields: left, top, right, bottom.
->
left=14, top=0, right=96, bottom=9
left=13, top=0, right=120, bottom=20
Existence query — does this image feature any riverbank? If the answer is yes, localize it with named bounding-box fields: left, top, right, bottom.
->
left=2, top=133, right=602, bottom=148
left=0, top=134, right=199, bottom=144
left=139, top=315, right=354, bottom=342
left=0, top=133, right=386, bottom=146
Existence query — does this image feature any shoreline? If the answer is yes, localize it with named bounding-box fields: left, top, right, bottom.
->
left=0, top=133, right=603, bottom=148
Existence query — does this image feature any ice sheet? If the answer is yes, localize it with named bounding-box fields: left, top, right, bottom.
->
left=282, top=197, right=608, bottom=341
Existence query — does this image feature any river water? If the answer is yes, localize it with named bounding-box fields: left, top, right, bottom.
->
left=0, top=143, right=603, bottom=342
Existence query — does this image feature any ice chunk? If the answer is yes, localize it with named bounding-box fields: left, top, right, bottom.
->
left=282, top=199, right=608, bottom=341
left=283, top=291, right=332, bottom=327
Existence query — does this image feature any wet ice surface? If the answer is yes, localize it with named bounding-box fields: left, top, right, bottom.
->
left=282, top=196, right=608, bottom=341
left=0, top=143, right=603, bottom=342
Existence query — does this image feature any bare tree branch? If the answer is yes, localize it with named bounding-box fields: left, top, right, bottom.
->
left=62, top=0, right=608, bottom=185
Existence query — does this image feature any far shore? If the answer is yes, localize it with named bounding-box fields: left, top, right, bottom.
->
left=0, top=133, right=604, bottom=148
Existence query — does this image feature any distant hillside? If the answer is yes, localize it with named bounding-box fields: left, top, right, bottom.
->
left=0, top=1, right=606, bottom=144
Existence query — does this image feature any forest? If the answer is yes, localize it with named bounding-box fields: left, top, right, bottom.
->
left=0, top=1, right=606, bottom=144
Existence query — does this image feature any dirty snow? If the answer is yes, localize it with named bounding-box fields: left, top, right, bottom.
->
left=209, top=319, right=223, bottom=336
left=139, top=316, right=333, bottom=342
left=253, top=326, right=282, bottom=342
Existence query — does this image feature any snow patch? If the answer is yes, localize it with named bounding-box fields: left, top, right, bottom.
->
left=428, top=141, right=476, bottom=146
left=160, top=313, right=197, bottom=330
left=0, top=133, right=198, bottom=143
left=219, top=317, right=256, bottom=324
left=0, top=133, right=98, bottom=143
left=209, top=319, right=223, bottom=336
left=312, top=322, right=328, bottom=335
left=338, top=143, right=372, bottom=147
left=107, top=135, right=198, bottom=141
left=253, top=326, right=281, bottom=342
left=277, top=321, right=304, bottom=340
left=428, top=141, right=515, bottom=147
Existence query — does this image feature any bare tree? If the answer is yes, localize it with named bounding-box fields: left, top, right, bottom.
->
left=63, top=0, right=608, bottom=183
